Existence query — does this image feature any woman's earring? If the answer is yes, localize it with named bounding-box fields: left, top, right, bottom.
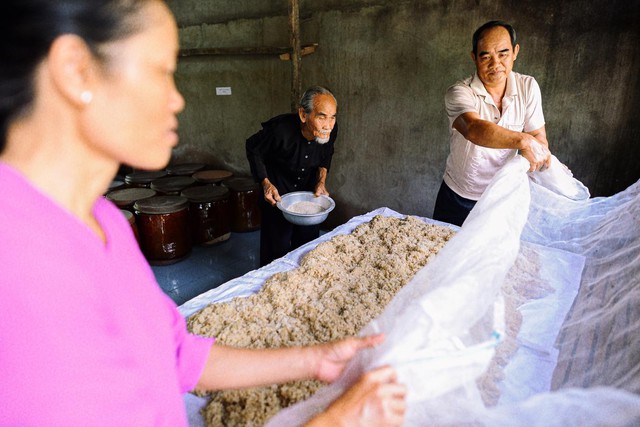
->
left=80, top=90, right=93, bottom=105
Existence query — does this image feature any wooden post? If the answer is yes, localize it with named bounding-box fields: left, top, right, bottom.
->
left=288, top=0, right=302, bottom=112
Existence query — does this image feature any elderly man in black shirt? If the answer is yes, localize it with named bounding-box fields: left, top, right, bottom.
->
left=246, top=86, right=338, bottom=266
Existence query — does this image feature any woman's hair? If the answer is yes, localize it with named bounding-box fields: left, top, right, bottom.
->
left=0, top=0, right=152, bottom=150
left=472, top=20, right=517, bottom=56
left=299, top=86, right=337, bottom=115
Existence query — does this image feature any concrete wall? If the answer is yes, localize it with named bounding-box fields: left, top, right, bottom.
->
left=165, top=0, right=640, bottom=228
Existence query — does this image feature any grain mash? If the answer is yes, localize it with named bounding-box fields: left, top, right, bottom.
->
left=287, top=200, right=325, bottom=214
left=187, top=215, right=456, bottom=426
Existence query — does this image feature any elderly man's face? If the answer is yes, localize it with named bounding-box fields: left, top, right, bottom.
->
left=299, top=94, right=337, bottom=144
left=472, top=26, right=519, bottom=89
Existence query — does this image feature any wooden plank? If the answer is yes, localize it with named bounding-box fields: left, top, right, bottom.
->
left=178, top=44, right=318, bottom=59
left=179, top=46, right=290, bottom=57
left=289, top=0, right=302, bottom=112
left=279, top=44, right=318, bottom=61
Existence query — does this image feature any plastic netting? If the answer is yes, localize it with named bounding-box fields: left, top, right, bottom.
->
left=265, top=156, right=640, bottom=426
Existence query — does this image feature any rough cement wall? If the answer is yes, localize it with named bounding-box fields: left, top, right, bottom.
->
left=166, top=0, right=640, bottom=228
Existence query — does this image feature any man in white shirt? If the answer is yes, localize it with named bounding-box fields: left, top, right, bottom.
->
left=433, top=20, right=552, bottom=226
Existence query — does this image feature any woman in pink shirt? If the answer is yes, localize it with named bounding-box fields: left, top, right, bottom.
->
left=0, top=0, right=405, bottom=425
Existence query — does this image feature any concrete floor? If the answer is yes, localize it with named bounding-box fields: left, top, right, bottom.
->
left=151, top=231, right=260, bottom=306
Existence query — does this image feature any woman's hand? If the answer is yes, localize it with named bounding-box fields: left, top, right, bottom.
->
left=306, top=365, right=407, bottom=427
left=311, top=334, right=384, bottom=383
left=197, top=334, right=385, bottom=392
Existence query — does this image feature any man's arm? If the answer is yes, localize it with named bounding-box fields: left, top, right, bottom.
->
left=246, top=131, right=269, bottom=185
left=246, top=129, right=282, bottom=206
left=314, top=167, right=329, bottom=196
left=452, top=112, right=551, bottom=171
left=527, top=126, right=548, bottom=149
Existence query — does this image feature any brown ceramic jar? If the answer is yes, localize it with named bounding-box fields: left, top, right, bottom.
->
left=165, top=163, right=205, bottom=177
left=192, top=169, right=233, bottom=185
left=150, top=176, right=196, bottom=195
left=223, top=177, right=261, bottom=232
left=124, top=170, right=167, bottom=188
left=133, top=196, right=191, bottom=265
left=105, top=188, right=157, bottom=211
left=181, top=185, right=232, bottom=245
left=120, top=209, right=140, bottom=246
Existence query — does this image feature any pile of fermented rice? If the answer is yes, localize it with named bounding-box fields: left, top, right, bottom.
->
left=187, top=215, right=456, bottom=426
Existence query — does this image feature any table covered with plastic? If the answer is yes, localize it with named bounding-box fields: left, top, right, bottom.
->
left=181, top=155, right=640, bottom=426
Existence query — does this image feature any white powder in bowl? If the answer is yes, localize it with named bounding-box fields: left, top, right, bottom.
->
left=287, top=201, right=325, bottom=214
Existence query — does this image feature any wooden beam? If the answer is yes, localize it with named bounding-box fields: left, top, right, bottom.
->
left=288, top=0, right=302, bottom=112
left=279, top=44, right=317, bottom=61
left=180, top=46, right=290, bottom=57
left=178, top=44, right=318, bottom=58
left=178, top=1, right=313, bottom=113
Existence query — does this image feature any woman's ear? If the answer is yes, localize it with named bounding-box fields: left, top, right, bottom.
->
left=46, top=34, right=96, bottom=107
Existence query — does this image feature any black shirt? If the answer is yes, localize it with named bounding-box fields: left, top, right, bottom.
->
left=246, top=113, right=337, bottom=194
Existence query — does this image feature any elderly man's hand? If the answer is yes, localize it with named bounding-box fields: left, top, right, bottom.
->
left=520, top=137, right=551, bottom=172
left=262, top=180, right=281, bottom=206
left=314, top=181, right=329, bottom=197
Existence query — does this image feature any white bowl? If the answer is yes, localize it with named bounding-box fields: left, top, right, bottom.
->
left=276, top=191, right=335, bottom=226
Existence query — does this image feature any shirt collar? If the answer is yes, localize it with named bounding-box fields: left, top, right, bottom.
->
left=470, top=71, right=518, bottom=100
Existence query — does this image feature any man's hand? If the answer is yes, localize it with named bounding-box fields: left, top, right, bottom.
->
left=453, top=113, right=553, bottom=172
left=262, top=179, right=281, bottom=206
left=315, top=167, right=330, bottom=197
left=315, top=181, right=329, bottom=197
left=519, top=136, right=551, bottom=172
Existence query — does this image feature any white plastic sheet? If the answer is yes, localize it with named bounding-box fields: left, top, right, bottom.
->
left=183, top=154, right=640, bottom=426
left=527, top=154, right=590, bottom=201
left=266, top=156, right=640, bottom=426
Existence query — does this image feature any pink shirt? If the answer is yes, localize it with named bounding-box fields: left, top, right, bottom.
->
left=0, top=164, right=214, bottom=426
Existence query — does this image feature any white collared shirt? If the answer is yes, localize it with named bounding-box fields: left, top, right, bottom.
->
left=442, top=71, right=545, bottom=200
